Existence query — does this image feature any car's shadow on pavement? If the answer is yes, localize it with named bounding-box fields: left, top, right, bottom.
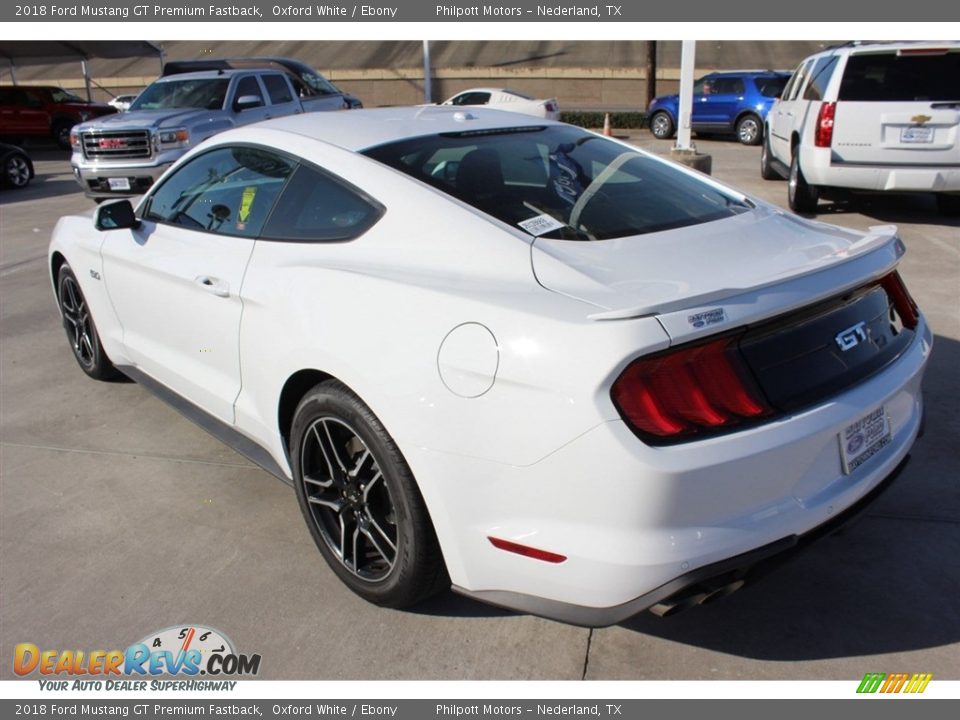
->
left=410, top=590, right=515, bottom=620
left=0, top=176, right=85, bottom=205
left=805, top=193, right=960, bottom=228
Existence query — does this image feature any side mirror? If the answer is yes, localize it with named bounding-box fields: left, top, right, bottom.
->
left=95, top=199, right=140, bottom=231
left=234, top=95, right=263, bottom=112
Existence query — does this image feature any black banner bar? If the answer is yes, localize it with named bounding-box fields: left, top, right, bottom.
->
left=1, top=699, right=959, bottom=719
left=2, top=0, right=958, bottom=22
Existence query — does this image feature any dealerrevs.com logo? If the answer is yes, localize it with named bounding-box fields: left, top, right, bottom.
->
left=14, top=625, right=260, bottom=691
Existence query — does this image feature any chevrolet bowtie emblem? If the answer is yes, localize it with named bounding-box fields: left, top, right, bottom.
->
left=911, top=114, right=932, bottom=125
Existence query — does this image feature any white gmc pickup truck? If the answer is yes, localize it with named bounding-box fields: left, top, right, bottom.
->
left=70, top=63, right=356, bottom=200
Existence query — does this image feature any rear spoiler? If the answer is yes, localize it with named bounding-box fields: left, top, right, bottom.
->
left=587, top=224, right=902, bottom=321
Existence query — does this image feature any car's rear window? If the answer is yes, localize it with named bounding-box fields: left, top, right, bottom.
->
left=363, top=126, right=750, bottom=241
left=756, top=76, right=789, bottom=98
left=839, top=51, right=960, bottom=101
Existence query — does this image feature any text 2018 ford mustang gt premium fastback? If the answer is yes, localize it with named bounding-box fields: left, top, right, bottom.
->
left=49, top=107, right=931, bottom=626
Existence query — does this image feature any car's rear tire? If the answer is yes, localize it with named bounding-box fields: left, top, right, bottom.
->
left=2, top=153, right=31, bottom=188
left=736, top=114, right=763, bottom=146
left=52, top=121, right=73, bottom=151
left=291, top=380, right=447, bottom=608
left=788, top=149, right=819, bottom=213
left=760, top=133, right=782, bottom=180
left=56, top=264, right=118, bottom=380
left=649, top=111, right=675, bottom=140
left=936, top=193, right=960, bottom=216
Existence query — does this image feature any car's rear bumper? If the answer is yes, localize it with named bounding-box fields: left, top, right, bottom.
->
left=454, top=452, right=912, bottom=627
left=801, top=147, right=960, bottom=192
left=414, top=317, right=932, bottom=622
left=71, top=161, right=173, bottom=199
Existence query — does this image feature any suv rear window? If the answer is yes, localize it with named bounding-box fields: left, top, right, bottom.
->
left=756, top=76, right=789, bottom=98
left=839, top=51, right=960, bottom=101
left=364, top=125, right=751, bottom=241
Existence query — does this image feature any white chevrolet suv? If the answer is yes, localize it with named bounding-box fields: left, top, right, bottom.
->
left=761, top=41, right=960, bottom=215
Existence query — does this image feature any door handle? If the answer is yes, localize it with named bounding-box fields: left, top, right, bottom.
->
left=195, top=275, right=230, bottom=298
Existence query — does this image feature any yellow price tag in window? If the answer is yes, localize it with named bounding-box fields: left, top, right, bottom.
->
left=238, top=186, right=257, bottom=225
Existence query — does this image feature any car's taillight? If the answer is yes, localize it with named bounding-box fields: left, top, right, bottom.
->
left=545, top=101, right=558, bottom=112
left=815, top=101, right=836, bottom=148
left=611, top=334, right=773, bottom=442
left=881, top=271, right=919, bottom=329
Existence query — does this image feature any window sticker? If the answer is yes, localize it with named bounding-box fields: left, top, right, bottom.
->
left=518, top=213, right=566, bottom=236
left=237, top=186, right=257, bottom=230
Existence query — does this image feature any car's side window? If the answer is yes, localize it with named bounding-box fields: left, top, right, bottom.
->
left=802, top=56, right=839, bottom=101
left=235, top=76, right=264, bottom=106
left=711, top=78, right=745, bottom=95
left=787, top=60, right=814, bottom=101
left=263, top=74, right=294, bottom=105
left=145, top=146, right=294, bottom=237
left=260, top=162, right=383, bottom=242
left=454, top=92, right=492, bottom=106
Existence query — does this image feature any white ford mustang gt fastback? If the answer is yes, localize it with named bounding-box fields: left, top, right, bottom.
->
left=49, top=106, right=931, bottom=626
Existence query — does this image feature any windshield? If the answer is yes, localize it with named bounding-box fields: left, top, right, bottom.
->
left=301, top=72, right=340, bottom=96
left=364, top=125, right=750, bottom=240
left=130, top=78, right=230, bottom=111
left=49, top=88, right=85, bottom=103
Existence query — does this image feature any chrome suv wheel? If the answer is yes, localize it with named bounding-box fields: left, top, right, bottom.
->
left=736, top=114, right=762, bottom=146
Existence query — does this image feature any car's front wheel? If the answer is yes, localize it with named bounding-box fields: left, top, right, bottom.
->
left=736, top=114, right=763, bottom=146
left=291, top=380, right=447, bottom=608
left=788, top=149, right=819, bottom=213
left=649, top=111, right=675, bottom=140
left=57, top=264, right=117, bottom=380
left=52, top=121, right=73, bottom=151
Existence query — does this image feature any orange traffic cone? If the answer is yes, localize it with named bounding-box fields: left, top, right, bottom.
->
left=602, top=113, right=612, bottom=136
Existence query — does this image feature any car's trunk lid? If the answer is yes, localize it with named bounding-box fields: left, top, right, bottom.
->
left=530, top=205, right=903, bottom=342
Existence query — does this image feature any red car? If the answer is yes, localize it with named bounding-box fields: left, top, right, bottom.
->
left=0, top=85, right=116, bottom=149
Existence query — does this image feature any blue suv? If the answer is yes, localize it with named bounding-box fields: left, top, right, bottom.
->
left=647, top=71, right=791, bottom=145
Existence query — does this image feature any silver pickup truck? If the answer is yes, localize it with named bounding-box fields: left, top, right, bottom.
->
left=70, top=67, right=352, bottom=199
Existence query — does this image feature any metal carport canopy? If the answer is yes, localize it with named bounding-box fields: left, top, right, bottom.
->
left=0, top=41, right=162, bottom=67
left=0, top=41, right=163, bottom=100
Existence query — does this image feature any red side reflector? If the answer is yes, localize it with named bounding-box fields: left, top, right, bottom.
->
left=488, top=537, right=566, bottom=564
left=815, top=102, right=836, bottom=148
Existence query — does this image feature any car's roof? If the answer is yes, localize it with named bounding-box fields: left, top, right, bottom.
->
left=704, top=70, right=790, bottom=77
left=152, top=69, right=256, bottom=83
left=818, top=40, right=960, bottom=56
left=257, top=105, right=553, bottom=152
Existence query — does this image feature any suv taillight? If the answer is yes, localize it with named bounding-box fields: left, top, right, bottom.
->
left=815, top=101, right=836, bottom=148
left=611, top=334, right=772, bottom=442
